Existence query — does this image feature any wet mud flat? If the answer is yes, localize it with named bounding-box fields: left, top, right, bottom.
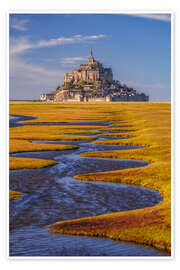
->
left=9, top=115, right=167, bottom=257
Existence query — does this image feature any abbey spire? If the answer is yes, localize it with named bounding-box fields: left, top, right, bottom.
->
left=88, top=48, right=94, bottom=65
left=90, top=48, right=93, bottom=57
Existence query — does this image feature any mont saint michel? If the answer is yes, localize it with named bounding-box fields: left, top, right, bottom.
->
left=40, top=49, right=149, bottom=102
left=10, top=13, right=171, bottom=258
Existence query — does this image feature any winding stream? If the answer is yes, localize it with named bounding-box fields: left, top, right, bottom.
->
left=9, top=115, right=167, bottom=257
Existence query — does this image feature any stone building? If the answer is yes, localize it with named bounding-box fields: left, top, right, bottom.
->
left=40, top=49, right=149, bottom=102
left=64, top=48, right=113, bottom=86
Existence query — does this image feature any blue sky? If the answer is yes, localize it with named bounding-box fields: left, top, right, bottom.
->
left=9, top=13, right=171, bottom=101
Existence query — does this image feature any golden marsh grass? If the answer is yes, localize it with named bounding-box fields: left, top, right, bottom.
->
left=10, top=102, right=171, bottom=253
left=9, top=190, right=22, bottom=201
left=10, top=156, right=58, bottom=170
left=10, top=125, right=96, bottom=142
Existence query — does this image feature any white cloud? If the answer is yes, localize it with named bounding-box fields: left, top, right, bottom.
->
left=37, top=36, right=76, bottom=48
left=10, top=34, right=108, bottom=55
left=10, top=18, right=29, bottom=31
left=61, top=56, right=87, bottom=65
left=36, top=34, right=107, bottom=48
left=129, top=14, right=171, bottom=22
left=10, top=37, right=34, bottom=55
left=85, top=34, right=107, bottom=40
left=10, top=54, right=66, bottom=100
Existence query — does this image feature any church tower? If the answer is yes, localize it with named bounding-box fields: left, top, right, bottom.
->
left=88, top=48, right=94, bottom=65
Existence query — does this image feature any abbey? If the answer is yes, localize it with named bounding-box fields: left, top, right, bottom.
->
left=64, top=48, right=113, bottom=85
left=40, top=49, right=149, bottom=102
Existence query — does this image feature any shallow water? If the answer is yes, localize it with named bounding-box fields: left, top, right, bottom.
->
left=9, top=226, right=167, bottom=257
left=9, top=115, right=167, bottom=257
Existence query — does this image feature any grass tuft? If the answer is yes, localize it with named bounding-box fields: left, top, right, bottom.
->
left=9, top=156, right=58, bottom=170
left=9, top=190, right=22, bottom=201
